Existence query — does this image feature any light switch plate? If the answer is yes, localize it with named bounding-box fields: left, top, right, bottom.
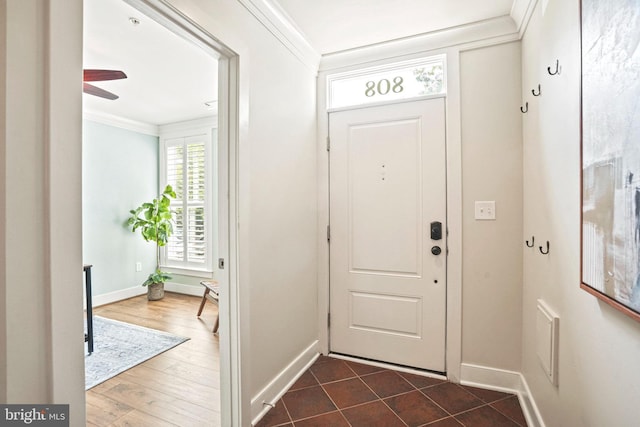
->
left=475, top=201, right=496, bottom=220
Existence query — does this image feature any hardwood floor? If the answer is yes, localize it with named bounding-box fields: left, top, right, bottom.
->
left=86, top=292, right=221, bottom=426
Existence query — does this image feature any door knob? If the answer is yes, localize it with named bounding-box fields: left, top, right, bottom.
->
left=431, top=246, right=442, bottom=256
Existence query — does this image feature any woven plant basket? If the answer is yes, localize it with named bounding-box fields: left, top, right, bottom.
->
left=147, top=282, right=165, bottom=301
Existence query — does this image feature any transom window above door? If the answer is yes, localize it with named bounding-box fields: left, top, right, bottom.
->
left=327, top=55, right=446, bottom=110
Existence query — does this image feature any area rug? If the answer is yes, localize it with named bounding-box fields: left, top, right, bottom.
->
left=85, top=316, right=189, bottom=390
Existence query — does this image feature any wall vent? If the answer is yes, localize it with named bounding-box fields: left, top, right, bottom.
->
left=536, top=299, right=559, bottom=386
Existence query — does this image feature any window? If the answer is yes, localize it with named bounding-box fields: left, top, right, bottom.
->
left=327, top=55, right=446, bottom=110
left=160, top=126, right=216, bottom=274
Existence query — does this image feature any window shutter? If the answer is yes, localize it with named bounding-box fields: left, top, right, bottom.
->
left=164, top=138, right=208, bottom=267
left=186, top=143, right=206, bottom=263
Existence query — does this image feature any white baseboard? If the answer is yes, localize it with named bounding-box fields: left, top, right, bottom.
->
left=164, top=281, right=203, bottom=297
left=517, top=372, right=546, bottom=427
left=251, top=340, right=320, bottom=426
left=460, top=363, right=545, bottom=427
left=91, top=286, right=146, bottom=308
left=89, top=282, right=203, bottom=308
left=460, top=363, right=522, bottom=391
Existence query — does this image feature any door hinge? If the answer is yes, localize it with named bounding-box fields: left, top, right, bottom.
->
left=326, top=136, right=330, bottom=152
left=327, top=225, right=331, bottom=242
left=328, top=313, right=331, bottom=328
left=218, top=258, right=225, bottom=269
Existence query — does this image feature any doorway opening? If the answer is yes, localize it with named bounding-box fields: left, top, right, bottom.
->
left=82, top=0, right=240, bottom=424
left=325, top=56, right=449, bottom=373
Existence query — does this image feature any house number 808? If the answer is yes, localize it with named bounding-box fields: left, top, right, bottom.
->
left=365, top=77, right=404, bottom=97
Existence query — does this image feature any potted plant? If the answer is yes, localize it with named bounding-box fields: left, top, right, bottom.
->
left=127, top=185, right=176, bottom=300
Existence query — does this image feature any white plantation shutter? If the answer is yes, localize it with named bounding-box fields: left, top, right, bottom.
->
left=161, top=130, right=213, bottom=273
left=186, top=142, right=206, bottom=263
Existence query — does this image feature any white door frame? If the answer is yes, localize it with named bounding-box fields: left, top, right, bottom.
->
left=121, top=1, right=242, bottom=424
left=317, top=49, right=463, bottom=382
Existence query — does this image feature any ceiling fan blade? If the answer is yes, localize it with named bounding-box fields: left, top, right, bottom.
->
left=83, top=82, right=119, bottom=100
left=83, top=69, right=127, bottom=82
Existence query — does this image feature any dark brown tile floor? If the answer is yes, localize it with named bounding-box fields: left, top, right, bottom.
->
left=255, top=356, right=527, bottom=427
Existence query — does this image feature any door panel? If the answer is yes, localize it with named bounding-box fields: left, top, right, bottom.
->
left=349, top=119, right=421, bottom=276
left=350, top=291, right=422, bottom=336
left=329, top=98, right=446, bottom=372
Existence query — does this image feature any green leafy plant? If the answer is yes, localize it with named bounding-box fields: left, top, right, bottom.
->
left=127, top=185, right=176, bottom=286
left=413, top=64, right=444, bottom=95
left=142, top=270, right=172, bottom=287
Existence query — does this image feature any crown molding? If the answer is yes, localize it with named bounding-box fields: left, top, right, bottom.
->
left=236, top=0, right=320, bottom=73
left=235, top=1, right=537, bottom=73
left=320, top=15, right=519, bottom=73
left=511, top=0, right=539, bottom=38
left=159, top=115, right=217, bottom=135
left=83, top=110, right=160, bottom=136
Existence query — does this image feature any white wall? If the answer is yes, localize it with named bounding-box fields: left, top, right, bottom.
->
left=120, top=0, right=320, bottom=423
left=3, top=0, right=49, bottom=401
left=316, top=21, right=524, bottom=383
left=1, top=0, right=85, bottom=421
left=460, top=41, right=523, bottom=372
left=82, top=120, right=158, bottom=297
left=1, top=0, right=318, bottom=425
left=522, top=1, right=640, bottom=425
left=0, top=0, right=7, bottom=404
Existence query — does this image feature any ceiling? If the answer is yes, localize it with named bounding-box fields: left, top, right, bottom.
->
left=83, top=0, right=218, bottom=126
left=83, top=0, right=516, bottom=126
left=276, top=0, right=516, bottom=54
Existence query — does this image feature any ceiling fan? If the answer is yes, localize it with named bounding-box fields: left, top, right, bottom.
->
left=83, top=69, right=127, bottom=100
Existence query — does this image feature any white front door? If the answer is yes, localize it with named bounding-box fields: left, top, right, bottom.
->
left=329, top=97, right=447, bottom=372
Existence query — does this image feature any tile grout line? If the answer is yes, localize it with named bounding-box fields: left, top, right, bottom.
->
left=317, top=361, right=361, bottom=426
left=316, top=359, right=409, bottom=426
left=277, top=358, right=525, bottom=427
left=490, top=404, right=526, bottom=426
left=378, top=396, right=411, bottom=427
left=317, top=381, right=342, bottom=418
left=301, top=362, right=354, bottom=426
left=460, top=388, right=524, bottom=426
left=452, top=401, right=524, bottom=426
left=289, top=366, right=344, bottom=425
left=416, top=384, right=456, bottom=418
left=488, top=395, right=527, bottom=427
left=448, top=402, right=491, bottom=417
left=358, top=367, right=414, bottom=427
left=288, top=409, right=351, bottom=427
left=279, top=395, right=295, bottom=426
left=415, top=414, right=459, bottom=427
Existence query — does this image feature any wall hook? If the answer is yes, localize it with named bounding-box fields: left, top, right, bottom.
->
left=539, top=241, right=550, bottom=255
left=520, top=102, right=529, bottom=113
left=526, top=236, right=535, bottom=247
left=547, top=59, right=561, bottom=75
left=532, top=84, right=542, bottom=96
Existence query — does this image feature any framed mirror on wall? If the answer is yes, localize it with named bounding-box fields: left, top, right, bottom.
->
left=580, top=0, right=640, bottom=322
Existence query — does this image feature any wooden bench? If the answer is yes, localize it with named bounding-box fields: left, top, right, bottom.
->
left=197, top=280, right=219, bottom=333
